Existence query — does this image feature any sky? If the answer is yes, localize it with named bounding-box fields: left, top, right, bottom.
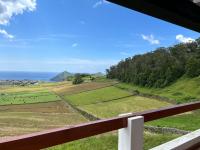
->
left=0, top=0, right=199, bottom=73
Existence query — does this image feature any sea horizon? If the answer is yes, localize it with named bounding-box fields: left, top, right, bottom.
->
left=0, top=71, right=58, bottom=81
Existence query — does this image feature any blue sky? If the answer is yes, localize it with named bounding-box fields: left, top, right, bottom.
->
left=0, top=0, right=199, bottom=73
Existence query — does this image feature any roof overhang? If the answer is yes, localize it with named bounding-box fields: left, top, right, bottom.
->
left=107, top=0, right=200, bottom=33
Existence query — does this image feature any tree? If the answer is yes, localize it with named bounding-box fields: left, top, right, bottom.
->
left=72, top=74, right=84, bottom=85
left=186, top=57, right=200, bottom=77
left=106, top=39, right=200, bottom=88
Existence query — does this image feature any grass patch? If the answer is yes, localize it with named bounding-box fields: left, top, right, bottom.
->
left=47, top=132, right=179, bottom=150
left=79, top=96, right=171, bottom=118
left=144, top=132, right=179, bottom=149
left=47, top=134, right=117, bottom=150
left=147, top=110, right=200, bottom=131
left=65, top=86, right=132, bottom=106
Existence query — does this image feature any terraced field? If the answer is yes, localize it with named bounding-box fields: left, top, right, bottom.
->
left=63, top=81, right=200, bottom=131
left=0, top=101, right=87, bottom=137
left=79, top=96, right=171, bottom=118
left=54, top=81, right=117, bottom=96
left=0, top=79, right=198, bottom=149
left=64, top=85, right=171, bottom=118
left=114, top=81, right=200, bottom=131
left=65, top=86, right=132, bottom=106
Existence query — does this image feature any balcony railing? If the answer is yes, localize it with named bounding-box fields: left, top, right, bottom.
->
left=0, top=101, right=200, bottom=150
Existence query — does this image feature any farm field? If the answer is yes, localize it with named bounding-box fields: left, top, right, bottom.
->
left=0, top=81, right=120, bottom=137
left=0, top=91, right=61, bottom=105
left=65, top=86, right=132, bottom=106
left=78, top=96, right=171, bottom=118
left=63, top=81, right=200, bottom=131
left=0, top=81, right=71, bottom=93
left=0, top=101, right=87, bottom=137
left=0, top=79, right=199, bottom=149
left=54, top=81, right=117, bottom=96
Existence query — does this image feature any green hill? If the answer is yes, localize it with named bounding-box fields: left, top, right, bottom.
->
left=51, top=71, right=74, bottom=82
left=115, top=76, right=200, bottom=104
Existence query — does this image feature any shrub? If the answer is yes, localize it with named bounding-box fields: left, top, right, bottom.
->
left=73, top=74, right=84, bottom=85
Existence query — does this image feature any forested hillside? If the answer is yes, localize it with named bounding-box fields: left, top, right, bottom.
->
left=107, top=38, right=200, bottom=88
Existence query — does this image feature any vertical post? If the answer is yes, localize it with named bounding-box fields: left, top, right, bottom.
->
left=118, top=115, right=144, bottom=150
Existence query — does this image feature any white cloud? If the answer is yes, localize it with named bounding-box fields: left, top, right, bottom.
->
left=176, top=34, right=195, bottom=43
left=72, top=43, right=78, bottom=48
left=93, top=0, right=110, bottom=8
left=0, top=0, right=36, bottom=25
left=0, top=29, right=14, bottom=39
left=0, top=0, right=36, bottom=40
left=141, top=34, right=160, bottom=45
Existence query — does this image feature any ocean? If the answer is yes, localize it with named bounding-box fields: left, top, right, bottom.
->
left=0, top=71, right=57, bottom=81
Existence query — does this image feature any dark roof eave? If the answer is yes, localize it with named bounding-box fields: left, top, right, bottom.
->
left=108, top=0, right=200, bottom=33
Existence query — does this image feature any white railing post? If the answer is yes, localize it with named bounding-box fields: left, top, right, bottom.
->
left=118, top=115, right=144, bottom=150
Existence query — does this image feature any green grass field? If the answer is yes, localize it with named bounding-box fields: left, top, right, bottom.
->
left=62, top=80, right=200, bottom=131
left=0, top=91, right=61, bottom=105
left=78, top=96, right=171, bottom=118
left=65, top=86, right=132, bottom=106
left=113, top=79, right=200, bottom=131
left=47, top=132, right=179, bottom=150
left=64, top=85, right=171, bottom=118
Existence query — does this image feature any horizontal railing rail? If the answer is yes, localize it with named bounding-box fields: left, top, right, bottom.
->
left=150, top=128, right=200, bottom=150
left=0, top=101, right=200, bottom=150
